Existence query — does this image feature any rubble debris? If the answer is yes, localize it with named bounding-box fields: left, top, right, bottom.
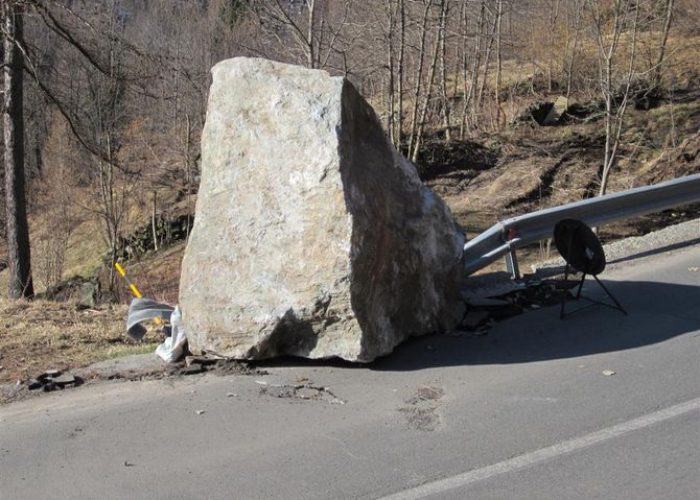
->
left=178, top=365, right=206, bottom=376
left=180, top=57, right=464, bottom=363
left=409, top=385, right=444, bottom=403
left=258, top=382, right=345, bottom=405
left=399, top=385, right=444, bottom=432
left=165, top=357, right=265, bottom=378
left=27, top=379, right=43, bottom=391
left=211, top=359, right=267, bottom=377
left=52, top=374, right=77, bottom=386
left=185, top=354, right=222, bottom=367
left=461, top=310, right=490, bottom=330
left=27, top=370, right=82, bottom=392
left=454, top=280, right=573, bottom=336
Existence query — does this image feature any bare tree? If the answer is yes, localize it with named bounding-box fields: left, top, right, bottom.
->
left=437, top=0, right=451, bottom=141
left=411, top=0, right=446, bottom=162
left=586, top=0, right=641, bottom=196
left=249, top=0, right=353, bottom=71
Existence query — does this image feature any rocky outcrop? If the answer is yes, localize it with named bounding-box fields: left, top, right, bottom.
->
left=179, top=58, right=464, bottom=362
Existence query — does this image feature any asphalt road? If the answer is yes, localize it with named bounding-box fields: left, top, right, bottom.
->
left=1, top=244, right=699, bottom=500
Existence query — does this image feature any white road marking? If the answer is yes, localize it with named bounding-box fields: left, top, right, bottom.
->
left=378, top=398, right=700, bottom=500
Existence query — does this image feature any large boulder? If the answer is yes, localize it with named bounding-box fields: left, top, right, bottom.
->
left=179, top=58, right=464, bottom=362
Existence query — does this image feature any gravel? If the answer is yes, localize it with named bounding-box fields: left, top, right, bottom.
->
left=532, top=218, right=700, bottom=274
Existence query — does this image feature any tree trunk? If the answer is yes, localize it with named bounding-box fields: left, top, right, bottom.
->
left=397, top=0, right=406, bottom=152
left=3, top=2, right=34, bottom=299
left=476, top=5, right=497, bottom=113
left=307, top=0, right=316, bottom=68
left=494, top=0, right=503, bottom=129
left=386, top=0, right=397, bottom=145
left=439, top=0, right=451, bottom=142
left=460, top=1, right=484, bottom=138
left=406, top=0, right=435, bottom=158
left=565, top=0, right=583, bottom=100
left=411, top=0, right=444, bottom=162
left=653, top=0, right=675, bottom=89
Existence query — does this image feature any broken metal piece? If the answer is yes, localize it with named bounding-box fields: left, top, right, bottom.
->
left=126, top=298, right=175, bottom=341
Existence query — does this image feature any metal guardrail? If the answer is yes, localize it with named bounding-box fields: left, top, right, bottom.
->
left=463, top=173, right=700, bottom=278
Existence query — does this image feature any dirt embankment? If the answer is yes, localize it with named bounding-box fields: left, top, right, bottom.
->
left=423, top=95, right=700, bottom=237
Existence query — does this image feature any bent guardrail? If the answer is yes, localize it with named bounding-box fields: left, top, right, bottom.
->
left=463, top=173, right=700, bottom=278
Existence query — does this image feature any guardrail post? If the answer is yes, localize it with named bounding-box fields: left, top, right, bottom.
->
left=505, top=250, right=520, bottom=280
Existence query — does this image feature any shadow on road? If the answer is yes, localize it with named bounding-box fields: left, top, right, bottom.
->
left=372, top=279, right=700, bottom=371
left=605, top=238, right=700, bottom=266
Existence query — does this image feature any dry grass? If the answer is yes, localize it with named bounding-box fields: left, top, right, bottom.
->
left=0, top=298, right=159, bottom=385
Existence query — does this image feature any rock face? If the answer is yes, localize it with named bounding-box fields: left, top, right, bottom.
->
left=179, top=58, right=464, bottom=362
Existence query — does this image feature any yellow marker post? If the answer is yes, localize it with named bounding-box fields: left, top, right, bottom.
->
left=114, top=262, right=143, bottom=299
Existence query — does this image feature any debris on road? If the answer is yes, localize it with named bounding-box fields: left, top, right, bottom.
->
left=399, top=385, right=445, bottom=432
left=461, top=310, right=490, bottom=330
left=185, top=354, right=223, bottom=367
left=454, top=279, right=573, bottom=336
left=124, top=298, right=189, bottom=363
left=26, top=370, right=82, bottom=392
left=602, top=369, right=617, bottom=376
left=258, top=381, right=345, bottom=405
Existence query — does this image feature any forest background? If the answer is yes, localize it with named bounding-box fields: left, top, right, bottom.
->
left=0, top=0, right=698, bottom=322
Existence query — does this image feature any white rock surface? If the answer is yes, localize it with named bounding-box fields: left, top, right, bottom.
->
left=179, top=58, right=464, bottom=362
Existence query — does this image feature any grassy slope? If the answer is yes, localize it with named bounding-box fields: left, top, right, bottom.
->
left=0, top=298, right=159, bottom=386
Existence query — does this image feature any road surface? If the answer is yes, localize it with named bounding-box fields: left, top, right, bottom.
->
left=1, top=244, right=699, bottom=499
